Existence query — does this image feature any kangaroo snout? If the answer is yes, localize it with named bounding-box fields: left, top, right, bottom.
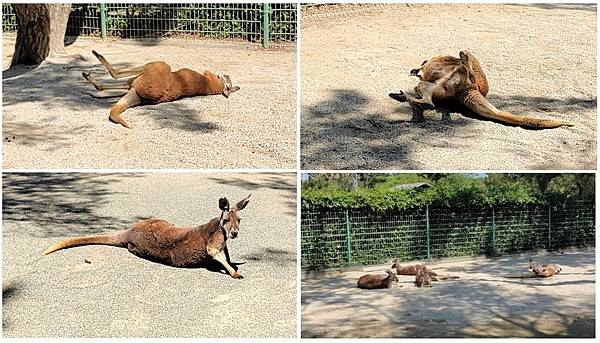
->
left=231, top=229, right=239, bottom=239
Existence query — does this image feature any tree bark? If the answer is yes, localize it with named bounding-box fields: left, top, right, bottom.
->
left=11, top=4, right=71, bottom=66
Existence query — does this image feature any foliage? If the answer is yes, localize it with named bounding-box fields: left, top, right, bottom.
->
left=302, top=173, right=593, bottom=210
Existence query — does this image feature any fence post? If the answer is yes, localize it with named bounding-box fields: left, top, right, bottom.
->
left=262, top=3, right=271, bottom=48
left=491, top=205, right=496, bottom=255
left=344, top=209, right=353, bottom=266
left=425, top=205, right=431, bottom=261
left=99, top=3, right=107, bottom=40
left=548, top=204, right=552, bottom=251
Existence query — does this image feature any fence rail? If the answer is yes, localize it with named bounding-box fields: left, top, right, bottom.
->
left=301, top=201, right=595, bottom=271
left=2, top=3, right=296, bottom=47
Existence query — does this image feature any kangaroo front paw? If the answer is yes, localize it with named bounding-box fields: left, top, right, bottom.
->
left=410, top=68, right=420, bottom=76
left=231, top=272, right=244, bottom=279
left=82, top=71, right=90, bottom=79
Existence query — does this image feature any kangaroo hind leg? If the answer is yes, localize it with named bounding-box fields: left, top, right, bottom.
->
left=92, top=50, right=146, bottom=79
left=109, top=88, right=141, bottom=128
left=82, top=72, right=134, bottom=91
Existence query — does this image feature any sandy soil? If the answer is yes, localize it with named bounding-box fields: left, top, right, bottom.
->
left=300, top=4, right=597, bottom=170
left=301, top=249, right=595, bottom=338
left=2, top=36, right=296, bottom=169
left=3, top=173, right=296, bottom=337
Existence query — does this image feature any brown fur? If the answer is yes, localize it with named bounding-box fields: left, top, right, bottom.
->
left=391, top=259, right=438, bottom=276
left=390, top=50, right=574, bottom=129
left=357, top=269, right=398, bottom=289
left=82, top=50, right=240, bottom=128
left=415, top=266, right=432, bottom=287
left=43, top=195, right=251, bottom=279
left=507, top=257, right=563, bottom=278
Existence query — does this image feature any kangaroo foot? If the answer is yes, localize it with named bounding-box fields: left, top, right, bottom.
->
left=231, top=271, right=244, bottom=279
left=389, top=91, right=407, bottom=102
left=410, top=104, right=426, bottom=122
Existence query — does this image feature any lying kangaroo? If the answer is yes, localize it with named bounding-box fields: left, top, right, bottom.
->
left=415, top=266, right=432, bottom=287
left=357, top=269, right=398, bottom=289
left=82, top=50, right=240, bottom=128
left=43, top=195, right=250, bottom=279
left=389, top=50, right=574, bottom=129
left=391, top=259, right=459, bottom=281
left=392, top=259, right=438, bottom=276
left=507, top=257, right=562, bottom=278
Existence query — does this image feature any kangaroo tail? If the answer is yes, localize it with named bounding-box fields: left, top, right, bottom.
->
left=506, top=272, right=539, bottom=279
left=43, top=231, right=129, bottom=255
left=461, top=90, right=574, bottom=129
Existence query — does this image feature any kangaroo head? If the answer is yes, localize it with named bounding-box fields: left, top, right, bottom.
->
left=391, top=259, right=400, bottom=269
left=218, top=194, right=251, bottom=239
left=219, top=75, right=240, bottom=98
left=385, top=269, right=398, bottom=282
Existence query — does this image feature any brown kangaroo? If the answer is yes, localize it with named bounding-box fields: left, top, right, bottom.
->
left=43, top=195, right=250, bottom=279
left=82, top=50, right=240, bottom=128
left=391, top=259, right=438, bottom=276
left=391, top=259, right=459, bottom=281
left=357, top=269, right=398, bottom=289
left=415, top=266, right=433, bottom=287
left=389, top=50, right=574, bottom=129
left=507, top=257, right=563, bottom=278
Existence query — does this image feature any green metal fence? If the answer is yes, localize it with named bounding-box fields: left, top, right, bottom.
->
left=2, top=3, right=296, bottom=47
left=301, top=201, right=595, bottom=271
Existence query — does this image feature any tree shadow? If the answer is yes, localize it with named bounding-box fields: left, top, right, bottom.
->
left=2, top=173, right=144, bottom=238
left=206, top=174, right=297, bottom=216
left=241, top=247, right=297, bottom=268
left=507, top=3, right=597, bottom=12
left=301, top=251, right=595, bottom=338
left=2, top=280, right=24, bottom=331
left=3, top=56, right=222, bottom=135
left=301, top=88, right=471, bottom=170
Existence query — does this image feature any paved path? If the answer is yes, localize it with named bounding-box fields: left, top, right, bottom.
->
left=3, top=173, right=297, bottom=337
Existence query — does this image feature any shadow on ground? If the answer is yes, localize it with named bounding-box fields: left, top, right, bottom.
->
left=508, top=4, right=597, bottom=12
left=2, top=57, right=221, bottom=150
left=2, top=173, right=144, bottom=237
left=206, top=174, right=297, bottom=216
left=301, top=88, right=470, bottom=169
left=301, top=88, right=596, bottom=169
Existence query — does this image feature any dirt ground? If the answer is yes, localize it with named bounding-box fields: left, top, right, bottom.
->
left=2, top=173, right=296, bottom=337
left=300, top=4, right=597, bottom=170
left=301, top=249, right=595, bottom=338
left=2, top=36, right=296, bottom=169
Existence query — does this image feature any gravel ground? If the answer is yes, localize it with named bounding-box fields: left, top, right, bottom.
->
left=2, top=36, right=296, bottom=169
left=300, top=4, right=596, bottom=170
left=302, top=250, right=595, bottom=338
left=2, top=173, right=296, bottom=338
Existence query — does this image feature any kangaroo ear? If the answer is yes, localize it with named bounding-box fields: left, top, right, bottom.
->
left=219, top=197, right=230, bottom=211
left=230, top=86, right=240, bottom=93
left=236, top=194, right=251, bottom=211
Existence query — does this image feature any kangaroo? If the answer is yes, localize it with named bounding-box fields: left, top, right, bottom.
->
left=43, top=195, right=250, bottom=279
left=391, top=259, right=459, bottom=281
left=357, top=269, right=398, bottom=289
left=391, top=259, right=438, bottom=276
left=507, top=257, right=563, bottom=278
left=415, top=266, right=432, bottom=287
left=389, top=50, right=574, bottom=129
left=82, top=50, right=240, bottom=128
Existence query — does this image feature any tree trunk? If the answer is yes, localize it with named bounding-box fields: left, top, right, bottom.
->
left=11, top=4, right=71, bottom=66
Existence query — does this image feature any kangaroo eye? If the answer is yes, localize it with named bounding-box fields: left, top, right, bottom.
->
left=238, top=218, right=241, bottom=222
left=222, top=219, right=229, bottom=224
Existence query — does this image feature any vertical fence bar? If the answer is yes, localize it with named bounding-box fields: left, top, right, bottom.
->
left=99, top=3, right=107, bottom=40
left=425, top=205, right=431, bottom=261
left=344, top=209, right=353, bottom=265
left=548, top=204, right=552, bottom=251
left=491, top=205, right=496, bottom=255
left=262, top=3, right=270, bottom=48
